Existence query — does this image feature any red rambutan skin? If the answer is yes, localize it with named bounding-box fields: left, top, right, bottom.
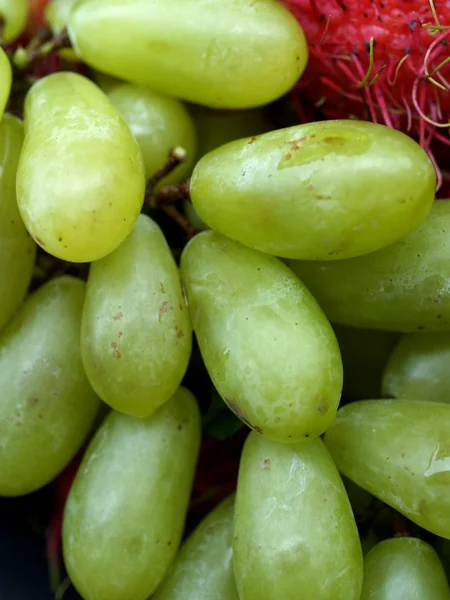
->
left=284, top=0, right=450, bottom=188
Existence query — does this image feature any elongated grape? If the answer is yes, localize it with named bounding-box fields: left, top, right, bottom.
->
left=81, top=214, right=192, bottom=418
left=361, top=538, right=450, bottom=600
left=0, top=0, right=27, bottom=43
left=180, top=231, right=343, bottom=442
left=153, top=494, right=238, bottom=600
left=333, top=324, right=400, bottom=399
left=0, top=48, right=11, bottom=117
left=382, top=333, right=450, bottom=404
left=106, top=83, right=197, bottom=186
left=0, top=115, right=36, bottom=331
left=289, top=202, right=450, bottom=332
left=0, top=277, right=101, bottom=496
left=190, top=120, right=435, bottom=260
left=68, top=0, right=307, bottom=109
left=324, top=399, right=450, bottom=538
left=17, top=72, right=146, bottom=263
left=63, top=387, right=201, bottom=600
left=233, top=433, right=363, bottom=600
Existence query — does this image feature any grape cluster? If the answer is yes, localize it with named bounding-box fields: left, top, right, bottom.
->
left=0, top=0, right=449, bottom=599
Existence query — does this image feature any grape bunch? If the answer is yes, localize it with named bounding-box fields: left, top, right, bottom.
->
left=0, top=0, right=449, bottom=599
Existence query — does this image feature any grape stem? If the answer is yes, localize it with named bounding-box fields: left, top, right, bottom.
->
left=145, top=148, right=196, bottom=238
left=13, top=27, right=70, bottom=71
left=145, top=146, right=188, bottom=198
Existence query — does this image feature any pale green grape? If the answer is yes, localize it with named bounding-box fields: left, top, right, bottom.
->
left=324, top=399, right=450, bottom=539
left=0, top=114, right=36, bottom=331
left=0, top=276, right=101, bottom=496
left=288, top=202, right=450, bottom=332
left=153, top=494, right=238, bottom=600
left=16, top=72, right=146, bottom=263
left=233, top=433, right=363, bottom=600
left=106, top=83, right=197, bottom=186
left=81, top=214, right=192, bottom=418
left=180, top=231, right=343, bottom=442
left=361, top=538, right=450, bottom=599
left=67, top=0, right=308, bottom=109
left=0, top=0, right=27, bottom=43
left=63, top=387, right=201, bottom=600
left=190, top=120, right=435, bottom=260
left=333, top=324, right=400, bottom=399
left=0, top=48, right=11, bottom=117
left=382, top=333, right=450, bottom=404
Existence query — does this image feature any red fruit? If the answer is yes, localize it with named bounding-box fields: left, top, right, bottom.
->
left=283, top=0, right=450, bottom=187
left=27, top=0, right=50, bottom=35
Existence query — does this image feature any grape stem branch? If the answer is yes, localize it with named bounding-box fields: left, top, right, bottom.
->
left=13, top=27, right=70, bottom=70
left=145, top=148, right=195, bottom=238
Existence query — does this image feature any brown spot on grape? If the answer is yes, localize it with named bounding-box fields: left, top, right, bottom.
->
left=113, top=312, right=123, bottom=320
left=247, top=136, right=256, bottom=145
left=35, top=236, right=45, bottom=246
left=111, top=342, right=121, bottom=359
left=317, top=398, right=329, bottom=414
left=307, top=184, right=314, bottom=191
left=261, top=458, right=271, bottom=470
left=401, top=453, right=406, bottom=458
left=118, top=332, right=123, bottom=338
left=160, top=283, right=166, bottom=293
left=167, top=540, right=172, bottom=546
left=27, top=397, right=39, bottom=408
left=284, top=152, right=292, bottom=160
left=58, top=237, right=62, bottom=242
left=290, top=136, right=307, bottom=150
left=404, top=466, right=410, bottom=471
left=159, top=301, right=169, bottom=322
left=176, top=330, right=184, bottom=339
left=177, top=424, right=183, bottom=431
left=179, top=304, right=183, bottom=311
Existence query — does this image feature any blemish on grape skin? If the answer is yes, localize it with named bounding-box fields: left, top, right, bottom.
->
left=113, top=312, right=123, bottom=320
left=160, top=283, right=166, bottom=293
left=176, top=329, right=184, bottom=339
left=111, top=342, right=121, bottom=359
left=159, top=301, right=169, bottom=322
left=35, top=235, right=45, bottom=246
left=261, top=458, right=271, bottom=470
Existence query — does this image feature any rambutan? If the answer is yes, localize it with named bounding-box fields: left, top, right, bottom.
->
left=284, top=0, right=450, bottom=189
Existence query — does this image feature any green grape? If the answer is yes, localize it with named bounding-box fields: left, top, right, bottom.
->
left=233, top=433, right=363, bottom=600
left=67, top=0, right=308, bottom=109
left=333, top=324, right=400, bottom=399
left=288, top=202, right=450, bottom=332
left=106, top=83, right=197, bottom=186
left=324, top=399, right=450, bottom=539
left=0, top=277, right=101, bottom=496
left=153, top=494, right=238, bottom=600
left=16, top=72, right=146, bottom=263
left=63, top=387, right=201, bottom=600
left=190, top=120, right=435, bottom=260
left=0, top=0, right=27, bottom=43
left=0, top=114, right=36, bottom=331
left=180, top=231, right=343, bottom=443
left=0, top=48, right=11, bottom=117
left=382, top=333, right=450, bottom=404
left=81, top=214, right=192, bottom=418
left=361, top=538, right=450, bottom=599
